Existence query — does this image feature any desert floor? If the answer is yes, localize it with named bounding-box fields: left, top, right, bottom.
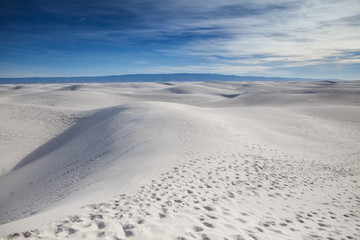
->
left=0, top=81, right=359, bottom=239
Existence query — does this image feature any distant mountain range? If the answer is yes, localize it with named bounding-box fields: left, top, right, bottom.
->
left=0, top=73, right=337, bottom=84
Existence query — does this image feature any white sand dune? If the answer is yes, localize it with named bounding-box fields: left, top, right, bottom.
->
left=0, top=81, right=359, bottom=240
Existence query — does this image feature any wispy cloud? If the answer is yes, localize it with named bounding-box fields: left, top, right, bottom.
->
left=79, top=0, right=360, bottom=75
left=1, top=0, right=359, bottom=78
left=153, top=0, right=360, bottom=70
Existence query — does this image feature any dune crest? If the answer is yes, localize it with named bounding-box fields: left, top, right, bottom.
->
left=0, top=81, right=359, bottom=239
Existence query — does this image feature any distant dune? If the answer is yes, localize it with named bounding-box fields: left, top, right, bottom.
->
left=0, top=73, right=338, bottom=84
left=0, top=81, right=359, bottom=240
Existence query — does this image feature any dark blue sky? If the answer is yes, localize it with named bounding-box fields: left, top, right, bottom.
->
left=1, top=0, right=359, bottom=79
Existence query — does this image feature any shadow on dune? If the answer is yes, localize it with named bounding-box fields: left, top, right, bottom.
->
left=12, top=106, right=126, bottom=171
left=13, top=86, right=23, bottom=90
left=318, top=80, right=337, bottom=85
left=166, top=87, right=192, bottom=94
left=158, top=82, right=174, bottom=86
left=221, top=93, right=240, bottom=98
left=59, top=85, right=83, bottom=91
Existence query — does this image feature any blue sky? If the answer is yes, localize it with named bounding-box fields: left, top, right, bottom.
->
left=1, top=0, right=359, bottom=79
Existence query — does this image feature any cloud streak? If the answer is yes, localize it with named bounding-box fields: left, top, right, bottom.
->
left=1, top=0, right=359, bottom=78
left=157, top=0, right=360, bottom=67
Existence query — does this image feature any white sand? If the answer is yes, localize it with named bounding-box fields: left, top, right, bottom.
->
left=0, top=81, right=359, bottom=239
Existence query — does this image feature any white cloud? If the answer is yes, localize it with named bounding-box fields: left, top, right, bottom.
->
left=156, top=0, right=360, bottom=73
left=4, top=0, right=358, bottom=78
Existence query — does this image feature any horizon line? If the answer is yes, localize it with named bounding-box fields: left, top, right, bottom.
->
left=0, top=73, right=341, bottom=81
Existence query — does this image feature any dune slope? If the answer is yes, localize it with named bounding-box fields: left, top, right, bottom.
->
left=0, top=81, right=359, bottom=240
